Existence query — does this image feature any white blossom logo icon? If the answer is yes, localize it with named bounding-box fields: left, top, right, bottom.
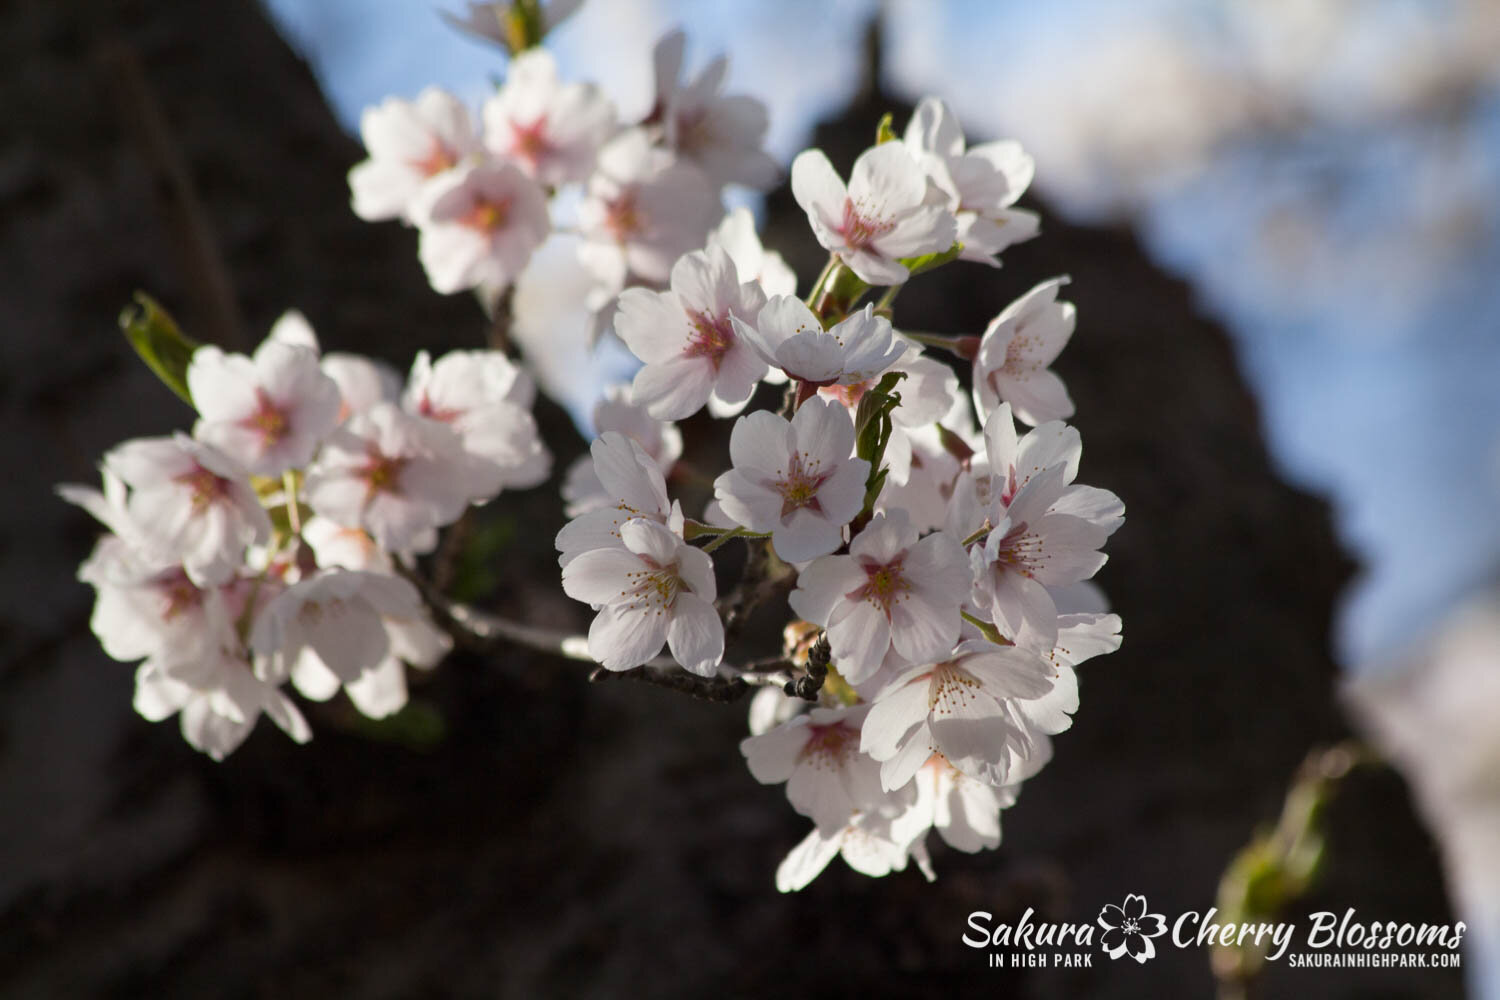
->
left=1097, top=894, right=1168, bottom=963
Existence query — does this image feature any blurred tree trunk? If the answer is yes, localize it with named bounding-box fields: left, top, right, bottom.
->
left=1, top=1, right=1459, bottom=997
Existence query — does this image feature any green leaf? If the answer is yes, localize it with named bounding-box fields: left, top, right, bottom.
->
left=875, top=112, right=898, bottom=145
left=854, top=371, right=906, bottom=511
left=899, top=242, right=964, bottom=278
left=120, top=293, right=199, bottom=406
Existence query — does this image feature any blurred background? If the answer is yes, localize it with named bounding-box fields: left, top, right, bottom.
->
left=4, top=0, right=1497, bottom=996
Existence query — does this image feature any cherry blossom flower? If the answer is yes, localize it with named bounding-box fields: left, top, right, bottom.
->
left=860, top=639, right=1062, bottom=791
left=907, top=753, right=1020, bottom=855
left=707, top=206, right=796, bottom=298
left=734, top=298, right=905, bottom=392
left=440, top=0, right=583, bottom=52
left=562, top=384, right=683, bottom=516
left=300, top=516, right=392, bottom=574
left=303, top=403, right=498, bottom=556
left=186, top=323, right=342, bottom=478
left=964, top=464, right=1111, bottom=649
left=615, top=244, right=769, bottom=420
left=481, top=49, right=615, bottom=187
left=413, top=159, right=550, bottom=295
left=741, top=705, right=886, bottom=832
left=560, top=517, right=723, bottom=675
left=402, top=349, right=551, bottom=489
left=960, top=401, right=1124, bottom=537
left=789, top=511, right=970, bottom=684
left=251, top=569, right=450, bottom=719
left=790, top=143, right=956, bottom=286
left=972, top=278, right=1077, bottom=425
left=712, top=398, right=870, bottom=563
left=349, top=88, right=479, bottom=222
left=321, top=353, right=402, bottom=421
left=101, top=434, right=270, bottom=586
left=555, top=431, right=681, bottom=566
left=651, top=30, right=778, bottom=190
left=903, top=97, right=1039, bottom=267
left=577, top=129, right=721, bottom=292
left=775, top=798, right=933, bottom=893
left=131, top=588, right=310, bottom=760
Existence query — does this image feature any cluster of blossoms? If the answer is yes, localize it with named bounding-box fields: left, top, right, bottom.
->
left=65, top=3, right=1123, bottom=890
left=554, top=89, right=1124, bottom=885
left=350, top=0, right=777, bottom=333
left=62, top=311, right=549, bottom=758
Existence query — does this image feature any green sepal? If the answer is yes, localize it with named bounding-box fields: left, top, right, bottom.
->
left=875, top=112, right=898, bottom=145
left=899, top=241, right=964, bottom=278
left=120, top=293, right=198, bottom=407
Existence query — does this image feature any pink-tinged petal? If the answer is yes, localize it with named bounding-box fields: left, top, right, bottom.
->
left=562, top=547, right=645, bottom=604
left=969, top=139, right=1034, bottom=199
left=615, top=287, right=692, bottom=364
left=344, top=657, right=409, bottom=719
left=875, top=203, right=957, bottom=261
left=754, top=295, right=822, bottom=356
left=666, top=592, right=724, bottom=676
left=1051, top=485, right=1124, bottom=535
left=942, top=778, right=1004, bottom=852
left=1054, top=613, right=1123, bottom=667
left=772, top=511, right=843, bottom=564
left=709, top=341, right=769, bottom=413
left=186, top=349, right=261, bottom=424
left=1028, top=514, right=1109, bottom=586
left=741, top=716, right=811, bottom=783
left=826, top=601, right=891, bottom=683
left=816, top=458, right=871, bottom=526
left=791, top=397, right=855, bottom=463
left=713, top=470, right=782, bottom=533
left=291, top=650, right=343, bottom=701
left=619, top=516, right=681, bottom=566
left=889, top=594, right=960, bottom=665
left=676, top=544, right=717, bottom=601
left=860, top=677, right=930, bottom=759
left=133, top=663, right=192, bottom=721
left=905, top=96, right=965, bottom=158
left=774, top=334, right=843, bottom=384
left=849, top=142, right=927, bottom=215
left=633, top=355, right=715, bottom=421
left=989, top=571, right=1059, bottom=648
left=1001, top=369, right=1075, bottom=427
left=877, top=721, right=938, bottom=791
left=728, top=410, right=792, bottom=475
left=840, top=248, right=910, bottom=287
left=587, top=603, right=667, bottom=671
left=790, top=149, right=846, bottom=224
left=961, top=647, right=1057, bottom=701
left=591, top=432, right=669, bottom=516
left=775, top=826, right=843, bottom=893
left=788, top=554, right=862, bottom=626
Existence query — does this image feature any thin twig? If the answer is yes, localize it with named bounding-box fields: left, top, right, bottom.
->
left=403, top=565, right=791, bottom=703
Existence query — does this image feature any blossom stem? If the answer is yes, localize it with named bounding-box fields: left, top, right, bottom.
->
left=961, top=523, right=991, bottom=547
left=804, top=255, right=839, bottom=310
left=873, top=283, right=900, bottom=317
left=961, top=611, right=1010, bottom=646
left=901, top=330, right=981, bottom=360
left=282, top=470, right=302, bottom=536
left=701, top=525, right=768, bottom=554
left=403, top=566, right=796, bottom=703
